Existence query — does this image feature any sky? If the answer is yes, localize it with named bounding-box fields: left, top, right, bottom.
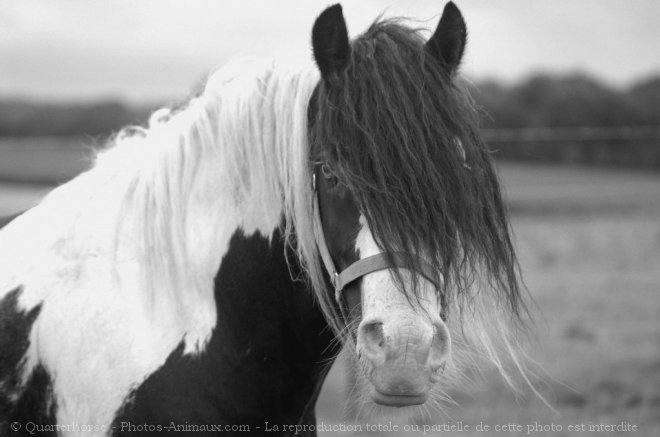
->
left=1, top=0, right=659, bottom=103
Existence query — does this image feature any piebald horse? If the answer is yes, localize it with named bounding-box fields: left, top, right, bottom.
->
left=0, top=3, right=530, bottom=436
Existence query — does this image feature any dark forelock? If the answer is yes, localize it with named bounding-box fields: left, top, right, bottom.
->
left=310, top=19, right=523, bottom=317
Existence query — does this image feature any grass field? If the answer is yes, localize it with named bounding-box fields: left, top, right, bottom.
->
left=1, top=140, right=659, bottom=435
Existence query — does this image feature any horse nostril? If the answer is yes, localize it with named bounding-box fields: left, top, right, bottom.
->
left=428, top=321, right=451, bottom=372
left=363, top=321, right=384, bottom=348
left=357, top=320, right=387, bottom=365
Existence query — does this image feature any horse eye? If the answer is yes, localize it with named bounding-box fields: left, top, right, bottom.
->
left=320, top=163, right=338, bottom=186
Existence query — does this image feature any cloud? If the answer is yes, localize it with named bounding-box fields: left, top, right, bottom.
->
left=1, top=0, right=659, bottom=102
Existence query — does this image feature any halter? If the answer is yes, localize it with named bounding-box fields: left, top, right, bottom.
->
left=311, top=172, right=443, bottom=317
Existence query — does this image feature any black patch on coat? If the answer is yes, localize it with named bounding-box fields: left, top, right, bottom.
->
left=112, top=229, right=339, bottom=436
left=0, top=288, right=56, bottom=435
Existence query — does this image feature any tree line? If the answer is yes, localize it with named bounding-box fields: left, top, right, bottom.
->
left=0, top=73, right=658, bottom=137
left=468, top=73, right=660, bottom=129
left=0, top=100, right=155, bottom=138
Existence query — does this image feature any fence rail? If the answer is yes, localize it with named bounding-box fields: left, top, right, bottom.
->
left=1, top=127, right=660, bottom=187
left=483, top=126, right=660, bottom=170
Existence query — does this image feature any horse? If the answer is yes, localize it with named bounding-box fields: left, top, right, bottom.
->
left=0, top=2, right=531, bottom=435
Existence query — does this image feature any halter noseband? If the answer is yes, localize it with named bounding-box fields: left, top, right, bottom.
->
left=312, top=172, right=443, bottom=314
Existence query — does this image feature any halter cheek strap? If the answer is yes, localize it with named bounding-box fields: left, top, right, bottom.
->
left=312, top=174, right=442, bottom=309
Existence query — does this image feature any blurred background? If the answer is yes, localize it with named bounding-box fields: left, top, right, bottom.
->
left=1, top=0, right=659, bottom=435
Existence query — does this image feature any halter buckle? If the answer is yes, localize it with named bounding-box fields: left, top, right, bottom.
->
left=333, top=272, right=342, bottom=296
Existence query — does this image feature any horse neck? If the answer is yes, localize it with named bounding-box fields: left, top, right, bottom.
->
left=101, top=63, right=318, bottom=338
left=113, top=227, right=340, bottom=426
left=106, top=65, right=340, bottom=421
left=211, top=229, right=339, bottom=423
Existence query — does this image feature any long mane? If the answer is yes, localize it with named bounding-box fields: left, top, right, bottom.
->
left=87, top=59, right=332, bottom=341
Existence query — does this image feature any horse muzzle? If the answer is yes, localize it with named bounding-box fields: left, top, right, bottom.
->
left=357, top=316, right=450, bottom=407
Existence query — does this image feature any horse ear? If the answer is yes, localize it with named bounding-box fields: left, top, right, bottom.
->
left=426, top=2, right=467, bottom=75
left=312, top=4, right=351, bottom=83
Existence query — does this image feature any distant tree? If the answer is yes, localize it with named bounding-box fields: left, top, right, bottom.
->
left=0, top=100, right=155, bottom=138
left=466, top=79, right=528, bottom=128
left=630, top=76, right=660, bottom=125
left=472, top=72, right=658, bottom=129
left=1, top=71, right=659, bottom=138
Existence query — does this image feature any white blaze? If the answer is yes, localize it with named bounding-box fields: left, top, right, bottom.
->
left=354, top=215, right=448, bottom=364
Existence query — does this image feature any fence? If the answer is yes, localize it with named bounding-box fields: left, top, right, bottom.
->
left=483, top=126, right=660, bottom=170
left=1, top=127, right=660, bottom=187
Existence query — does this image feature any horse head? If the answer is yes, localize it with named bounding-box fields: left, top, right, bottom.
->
left=308, top=2, right=523, bottom=409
